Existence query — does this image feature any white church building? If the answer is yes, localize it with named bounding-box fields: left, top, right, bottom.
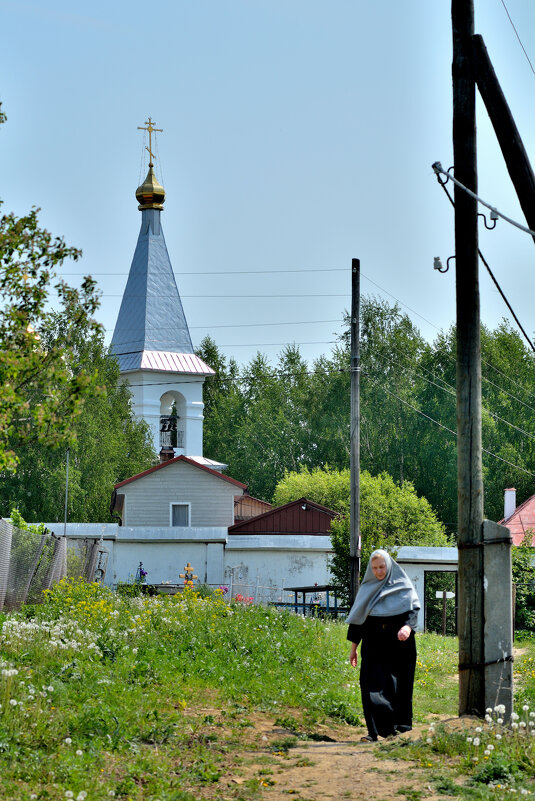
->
left=55, top=130, right=334, bottom=598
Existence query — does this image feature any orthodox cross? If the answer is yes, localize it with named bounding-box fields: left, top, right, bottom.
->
left=137, top=116, right=163, bottom=166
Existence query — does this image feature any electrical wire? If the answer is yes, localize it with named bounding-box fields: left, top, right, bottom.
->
left=432, top=161, right=535, bottom=238
left=433, top=165, right=535, bottom=353
left=499, top=0, right=535, bottom=77
left=59, top=268, right=350, bottom=276
left=370, top=377, right=535, bottom=479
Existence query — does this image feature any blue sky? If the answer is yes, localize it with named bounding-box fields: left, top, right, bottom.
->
left=2, top=0, right=535, bottom=366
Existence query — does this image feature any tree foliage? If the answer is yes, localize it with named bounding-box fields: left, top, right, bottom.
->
left=272, top=465, right=449, bottom=601
left=198, top=298, right=535, bottom=534
left=0, top=107, right=103, bottom=472
left=0, top=314, right=155, bottom=523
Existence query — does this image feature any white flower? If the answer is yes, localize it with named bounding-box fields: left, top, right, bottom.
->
left=64, top=737, right=72, bottom=745
left=485, top=715, right=493, bottom=723
left=485, top=749, right=491, bottom=756
left=523, top=705, right=530, bottom=711
left=520, top=722, right=527, bottom=728
left=512, top=722, right=519, bottom=730
left=9, top=699, right=17, bottom=706
left=47, top=685, right=54, bottom=692
left=473, top=737, right=480, bottom=746
left=486, top=707, right=493, bottom=714
left=75, top=749, right=83, bottom=756
left=497, top=718, right=504, bottom=725
left=530, top=712, right=535, bottom=718
left=132, top=648, right=138, bottom=655
left=76, top=793, right=87, bottom=800
left=487, top=744, right=494, bottom=751
left=476, top=726, right=483, bottom=733
left=512, top=712, right=520, bottom=721
left=426, top=737, right=432, bottom=743
left=466, top=737, right=473, bottom=743
left=495, top=704, right=506, bottom=714
left=65, top=793, right=74, bottom=800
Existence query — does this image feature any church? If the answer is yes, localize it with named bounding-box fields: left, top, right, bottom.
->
left=55, top=119, right=334, bottom=597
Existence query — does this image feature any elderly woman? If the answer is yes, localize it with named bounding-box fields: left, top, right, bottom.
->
left=347, top=549, right=420, bottom=742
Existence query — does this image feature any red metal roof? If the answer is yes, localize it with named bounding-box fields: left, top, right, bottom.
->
left=499, top=493, right=535, bottom=545
left=228, top=497, right=336, bottom=535
left=115, top=454, right=247, bottom=490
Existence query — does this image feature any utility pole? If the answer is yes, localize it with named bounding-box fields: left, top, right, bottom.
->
left=452, top=0, right=485, bottom=716
left=349, top=258, right=361, bottom=604
left=472, top=34, right=535, bottom=243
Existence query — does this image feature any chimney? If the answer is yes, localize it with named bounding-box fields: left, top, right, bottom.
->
left=159, top=446, right=175, bottom=463
left=504, top=488, right=517, bottom=520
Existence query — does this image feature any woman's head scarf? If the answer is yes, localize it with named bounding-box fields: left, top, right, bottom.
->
left=346, top=549, right=420, bottom=626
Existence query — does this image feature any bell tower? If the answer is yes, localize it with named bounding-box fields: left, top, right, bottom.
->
left=111, top=118, right=216, bottom=461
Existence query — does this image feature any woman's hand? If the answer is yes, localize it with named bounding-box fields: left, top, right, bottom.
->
left=349, top=642, right=358, bottom=667
left=397, top=625, right=411, bottom=642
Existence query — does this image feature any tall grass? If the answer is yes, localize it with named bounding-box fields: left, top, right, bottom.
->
left=0, top=578, right=487, bottom=799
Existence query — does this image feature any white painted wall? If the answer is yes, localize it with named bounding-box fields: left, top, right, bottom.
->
left=121, top=370, right=205, bottom=456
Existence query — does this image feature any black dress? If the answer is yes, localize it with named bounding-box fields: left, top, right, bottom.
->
left=347, top=611, right=417, bottom=740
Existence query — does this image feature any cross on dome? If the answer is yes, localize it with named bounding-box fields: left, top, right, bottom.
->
left=137, top=116, right=163, bottom=166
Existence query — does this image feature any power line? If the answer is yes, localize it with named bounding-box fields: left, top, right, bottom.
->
left=432, top=161, right=535, bottom=238
left=499, top=0, right=535, bottom=77
left=433, top=169, right=535, bottom=353
left=59, top=267, right=349, bottom=277
left=371, top=377, right=535, bottom=479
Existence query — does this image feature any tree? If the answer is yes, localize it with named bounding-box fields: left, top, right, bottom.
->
left=0, top=312, right=155, bottom=523
left=0, top=104, right=102, bottom=472
left=273, top=466, right=450, bottom=602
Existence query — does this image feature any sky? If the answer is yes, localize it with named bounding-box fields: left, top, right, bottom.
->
left=2, top=0, right=535, bottom=368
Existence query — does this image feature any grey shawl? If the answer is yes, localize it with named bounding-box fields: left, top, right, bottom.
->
left=346, top=549, right=420, bottom=626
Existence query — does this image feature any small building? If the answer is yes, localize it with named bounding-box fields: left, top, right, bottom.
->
left=234, top=494, right=272, bottom=522
left=111, top=455, right=247, bottom=528
left=499, top=487, right=535, bottom=545
left=229, top=497, right=336, bottom=536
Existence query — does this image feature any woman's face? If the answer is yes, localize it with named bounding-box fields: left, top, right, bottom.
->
left=371, top=556, right=387, bottom=581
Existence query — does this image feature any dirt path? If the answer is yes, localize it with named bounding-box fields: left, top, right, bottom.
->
left=216, top=714, right=457, bottom=801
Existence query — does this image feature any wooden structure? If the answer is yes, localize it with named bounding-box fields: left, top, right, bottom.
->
left=228, top=498, right=336, bottom=536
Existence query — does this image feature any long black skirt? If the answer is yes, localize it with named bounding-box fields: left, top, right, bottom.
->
left=358, top=616, right=416, bottom=739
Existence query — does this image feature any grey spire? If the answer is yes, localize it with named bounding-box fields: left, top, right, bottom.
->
left=111, top=208, right=195, bottom=369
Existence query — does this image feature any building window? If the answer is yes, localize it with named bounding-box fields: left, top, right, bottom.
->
left=171, top=503, right=189, bottom=527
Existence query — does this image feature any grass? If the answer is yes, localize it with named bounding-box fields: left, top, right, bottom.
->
left=0, top=577, right=531, bottom=799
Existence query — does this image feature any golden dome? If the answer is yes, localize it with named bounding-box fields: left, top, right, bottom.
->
left=136, top=165, right=165, bottom=210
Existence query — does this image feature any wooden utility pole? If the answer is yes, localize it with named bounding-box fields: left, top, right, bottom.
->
left=472, top=34, right=535, bottom=243
left=452, top=0, right=485, bottom=716
left=349, top=258, right=361, bottom=604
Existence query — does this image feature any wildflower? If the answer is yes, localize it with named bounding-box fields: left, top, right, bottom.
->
left=75, top=749, right=83, bottom=756
left=76, top=793, right=87, bottom=801
left=486, top=707, right=493, bottom=714
left=47, top=685, right=54, bottom=692
left=64, top=737, right=72, bottom=745
left=487, top=744, right=495, bottom=751
left=473, top=737, right=480, bottom=746
left=495, top=704, right=506, bottom=715
left=512, top=712, right=520, bottom=721
left=65, top=793, right=74, bottom=799
left=523, top=705, right=530, bottom=711
left=512, top=723, right=519, bottom=730
left=485, top=750, right=491, bottom=756
left=497, top=718, right=504, bottom=725
left=475, top=726, right=483, bottom=733
left=426, top=737, right=432, bottom=744
left=520, top=722, right=527, bottom=728
left=466, top=737, right=473, bottom=743
left=9, top=699, right=17, bottom=706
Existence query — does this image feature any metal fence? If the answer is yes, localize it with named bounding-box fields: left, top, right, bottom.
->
left=0, top=520, right=110, bottom=612
left=0, top=519, right=67, bottom=611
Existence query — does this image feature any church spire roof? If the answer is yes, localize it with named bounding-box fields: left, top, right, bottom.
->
left=111, top=119, right=213, bottom=377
